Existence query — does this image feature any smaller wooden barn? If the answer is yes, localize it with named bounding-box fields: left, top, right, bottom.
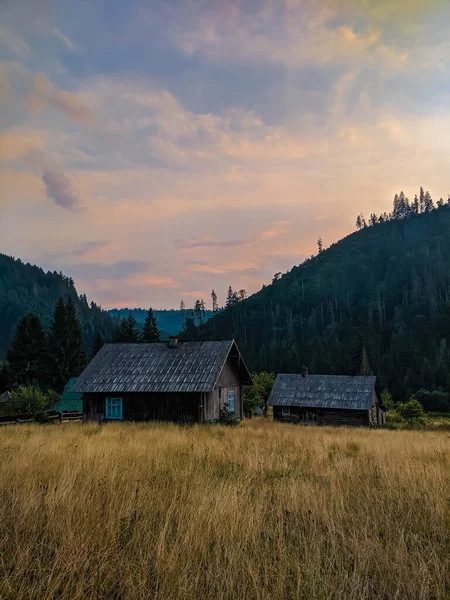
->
left=73, top=338, right=251, bottom=423
left=269, top=373, right=384, bottom=427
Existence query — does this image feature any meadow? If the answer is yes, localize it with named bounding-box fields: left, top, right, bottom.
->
left=0, top=420, right=448, bottom=600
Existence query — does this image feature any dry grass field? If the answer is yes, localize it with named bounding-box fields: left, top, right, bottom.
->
left=0, top=420, right=448, bottom=600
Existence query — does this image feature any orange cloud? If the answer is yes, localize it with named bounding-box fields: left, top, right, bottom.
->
left=0, top=128, right=46, bottom=161
left=27, top=74, right=94, bottom=125
left=261, top=221, right=290, bottom=239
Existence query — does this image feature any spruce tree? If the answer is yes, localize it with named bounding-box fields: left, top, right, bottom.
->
left=226, top=286, right=235, bottom=308
left=141, top=308, right=161, bottom=342
left=65, top=296, right=87, bottom=376
left=119, top=313, right=140, bottom=342
left=47, top=298, right=68, bottom=391
left=7, top=313, right=46, bottom=387
left=211, top=289, right=218, bottom=312
left=91, top=331, right=104, bottom=358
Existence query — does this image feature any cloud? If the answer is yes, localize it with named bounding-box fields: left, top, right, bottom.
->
left=159, top=1, right=409, bottom=72
left=0, top=25, right=30, bottom=57
left=0, top=128, right=46, bottom=161
left=70, top=240, right=109, bottom=257
left=176, top=237, right=247, bottom=251
left=42, top=168, right=81, bottom=210
left=261, top=221, right=290, bottom=239
left=28, top=74, right=94, bottom=125
left=51, top=26, right=75, bottom=51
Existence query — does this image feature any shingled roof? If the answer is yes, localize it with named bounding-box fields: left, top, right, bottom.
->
left=268, top=374, right=377, bottom=411
left=72, top=340, right=251, bottom=394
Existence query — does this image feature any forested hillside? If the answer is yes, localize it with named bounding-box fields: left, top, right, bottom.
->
left=0, top=254, right=114, bottom=356
left=109, top=307, right=213, bottom=338
left=198, top=201, right=450, bottom=402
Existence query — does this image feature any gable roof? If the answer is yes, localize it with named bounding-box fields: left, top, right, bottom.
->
left=72, top=340, right=251, bottom=394
left=268, top=374, right=377, bottom=411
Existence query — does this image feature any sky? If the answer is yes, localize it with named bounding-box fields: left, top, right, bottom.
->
left=1, top=0, right=450, bottom=309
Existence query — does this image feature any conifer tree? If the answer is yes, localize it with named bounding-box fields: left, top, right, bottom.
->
left=226, top=286, right=235, bottom=308
left=47, top=297, right=87, bottom=391
left=141, top=308, right=161, bottom=342
left=7, top=313, right=46, bottom=387
left=47, top=298, right=68, bottom=391
left=65, top=296, right=87, bottom=375
left=119, top=313, right=141, bottom=342
left=91, top=331, right=104, bottom=358
left=211, top=289, right=218, bottom=312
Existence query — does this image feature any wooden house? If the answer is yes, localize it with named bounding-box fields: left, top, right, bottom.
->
left=72, top=338, right=251, bottom=423
left=269, top=372, right=384, bottom=427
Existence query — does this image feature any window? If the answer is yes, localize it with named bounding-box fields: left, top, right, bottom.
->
left=106, top=397, right=123, bottom=420
left=282, top=406, right=290, bottom=416
left=227, top=391, right=235, bottom=412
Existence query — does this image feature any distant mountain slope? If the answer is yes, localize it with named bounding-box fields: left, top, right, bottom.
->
left=109, top=307, right=213, bottom=338
left=198, top=206, right=450, bottom=401
left=0, top=254, right=114, bottom=356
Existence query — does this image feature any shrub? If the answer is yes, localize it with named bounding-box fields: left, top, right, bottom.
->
left=397, top=398, right=425, bottom=423
left=217, top=403, right=241, bottom=426
left=380, top=389, right=395, bottom=411
left=9, top=385, right=53, bottom=422
left=244, top=372, right=275, bottom=416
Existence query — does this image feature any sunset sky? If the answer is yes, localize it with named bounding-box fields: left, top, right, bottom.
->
left=1, top=0, right=450, bottom=309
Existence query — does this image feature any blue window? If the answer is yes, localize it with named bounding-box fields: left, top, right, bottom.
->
left=227, top=391, right=235, bottom=412
left=106, top=397, right=123, bottom=420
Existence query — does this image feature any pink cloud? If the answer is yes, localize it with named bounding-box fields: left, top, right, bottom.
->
left=27, top=74, right=94, bottom=125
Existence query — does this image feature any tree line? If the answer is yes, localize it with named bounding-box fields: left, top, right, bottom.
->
left=355, top=187, right=449, bottom=230
left=0, top=301, right=163, bottom=394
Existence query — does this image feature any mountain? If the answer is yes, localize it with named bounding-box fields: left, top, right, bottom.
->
left=0, top=254, right=114, bottom=357
left=198, top=204, right=450, bottom=402
left=108, top=308, right=214, bottom=338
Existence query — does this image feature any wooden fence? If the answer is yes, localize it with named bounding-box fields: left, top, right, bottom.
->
left=0, top=411, right=83, bottom=427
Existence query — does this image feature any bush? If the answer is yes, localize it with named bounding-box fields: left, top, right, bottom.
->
left=380, top=389, right=395, bottom=411
left=397, top=399, right=425, bottom=423
left=9, top=385, right=53, bottom=422
left=216, top=403, right=241, bottom=427
left=244, top=372, right=275, bottom=417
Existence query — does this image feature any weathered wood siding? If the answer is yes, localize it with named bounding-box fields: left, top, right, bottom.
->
left=273, top=406, right=369, bottom=427
left=84, top=392, right=201, bottom=423
left=205, top=355, right=243, bottom=420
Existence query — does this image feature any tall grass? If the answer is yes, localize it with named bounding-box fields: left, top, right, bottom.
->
left=0, top=420, right=448, bottom=599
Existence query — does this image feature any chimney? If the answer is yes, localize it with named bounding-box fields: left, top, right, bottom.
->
left=168, top=336, right=179, bottom=348
left=302, top=366, right=309, bottom=378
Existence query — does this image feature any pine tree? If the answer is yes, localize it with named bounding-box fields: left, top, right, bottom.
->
left=317, top=237, right=323, bottom=254
left=180, top=299, right=186, bottom=313
left=91, top=331, right=104, bottom=358
left=47, top=297, right=87, bottom=391
left=65, top=296, right=87, bottom=376
left=181, top=310, right=197, bottom=339
left=7, top=313, right=47, bottom=387
left=141, top=308, right=160, bottom=342
left=423, top=190, right=434, bottom=213
left=419, top=186, right=425, bottom=213
left=226, top=286, right=235, bottom=308
left=119, top=313, right=141, bottom=342
left=412, top=194, right=419, bottom=214
left=211, top=289, right=218, bottom=312
left=47, top=298, right=69, bottom=391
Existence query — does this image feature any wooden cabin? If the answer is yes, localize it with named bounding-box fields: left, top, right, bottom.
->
left=72, top=338, right=252, bottom=423
left=269, top=373, right=384, bottom=427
